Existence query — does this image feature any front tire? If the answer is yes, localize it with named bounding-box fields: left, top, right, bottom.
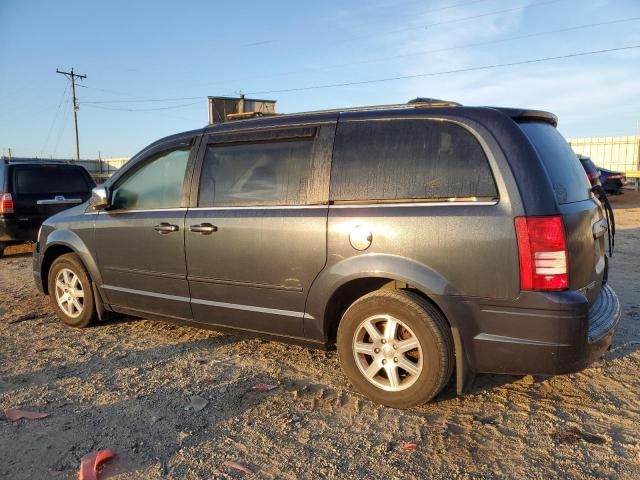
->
left=48, top=253, right=97, bottom=328
left=337, top=290, right=453, bottom=408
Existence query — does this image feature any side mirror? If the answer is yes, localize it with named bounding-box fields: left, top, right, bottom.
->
left=90, top=186, right=110, bottom=210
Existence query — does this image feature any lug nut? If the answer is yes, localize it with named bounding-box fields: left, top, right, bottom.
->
left=382, top=359, right=387, bottom=365
left=393, top=344, right=398, bottom=350
left=374, top=348, right=380, bottom=353
left=381, top=339, right=387, bottom=344
left=394, top=357, right=399, bottom=363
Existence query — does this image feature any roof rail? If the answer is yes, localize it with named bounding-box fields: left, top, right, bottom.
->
left=254, top=98, right=460, bottom=119
left=205, top=97, right=462, bottom=126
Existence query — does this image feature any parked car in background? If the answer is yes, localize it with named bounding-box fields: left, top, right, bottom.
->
left=577, top=154, right=626, bottom=195
left=599, top=167, right=626, bottom=195
left=33, top=100, right=620, bottom=408
left=577, top=154, right=601, bottom=188
left=0, top=160, right=95, bottom=257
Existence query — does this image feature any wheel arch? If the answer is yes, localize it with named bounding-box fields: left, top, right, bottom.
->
left=304, top=253, right=471, bottom=395
left=305, top=254, right=460, bottom=343
left=41, top=230, right=103, bottom=296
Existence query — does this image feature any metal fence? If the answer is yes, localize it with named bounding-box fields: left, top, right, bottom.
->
left=568, top=136, right=640, bottom=173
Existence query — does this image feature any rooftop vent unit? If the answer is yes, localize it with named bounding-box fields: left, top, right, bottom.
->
left=207, top=95, right=278, bottom=124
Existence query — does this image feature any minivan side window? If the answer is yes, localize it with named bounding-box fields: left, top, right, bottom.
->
left=198, top=140, right=314, bottom=207
left=330, top=119, right=497, bottom=202
left=111, top=147, right=190, bottom=210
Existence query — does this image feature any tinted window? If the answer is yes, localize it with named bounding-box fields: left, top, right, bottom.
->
left=519, top=122, right=591, bottom=204
left=13, top=165, right=94, bottom=195
left=331, top=119, right=497, bottom=202
left=198, top=140, right=313, bottom=206
left=111, top=147, right=190, bottom=210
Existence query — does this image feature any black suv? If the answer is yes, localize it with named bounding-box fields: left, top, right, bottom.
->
left=32, top=100, right=620, bottom=408
left=0, top=160, right=95, bottom=257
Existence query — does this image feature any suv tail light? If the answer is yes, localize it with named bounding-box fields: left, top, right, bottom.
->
left=514, top=216, right=568, bottom=291
left=0, top=193, right=14, bottom=214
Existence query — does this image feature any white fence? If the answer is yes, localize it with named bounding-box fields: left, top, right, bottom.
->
left=568, top=136, right=640, bottom=173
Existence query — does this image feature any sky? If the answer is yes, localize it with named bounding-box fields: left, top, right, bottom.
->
left=1, top=0, right=639, bottom=159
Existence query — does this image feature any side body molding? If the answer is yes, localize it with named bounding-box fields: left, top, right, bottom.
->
left=303, top=253, right=459, bottom=342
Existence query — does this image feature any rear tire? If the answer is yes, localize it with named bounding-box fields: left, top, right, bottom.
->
left=337, top=289, right=453, bottom=408
left=0, top=242, right=5, bottom=258
left=48, top=253, right=97, bottom=328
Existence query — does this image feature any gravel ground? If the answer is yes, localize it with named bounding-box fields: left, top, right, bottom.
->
left=1, top=193, right=640, bottom=479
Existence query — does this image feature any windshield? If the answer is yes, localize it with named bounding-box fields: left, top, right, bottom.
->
left=519, top=122, right=591, bottom=204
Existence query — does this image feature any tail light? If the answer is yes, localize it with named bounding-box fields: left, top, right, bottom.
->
left=587, top=171, right=600, bottom=181
left=515, top=216, right=568, bottom=291
left=0, top=193, right=14, bottom=214
left=607, top=174, right=623, bottom=180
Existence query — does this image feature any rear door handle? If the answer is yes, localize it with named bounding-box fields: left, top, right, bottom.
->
left=189, top=223, right=218, bottom=234
left=154, top=223, right=179, bottom=234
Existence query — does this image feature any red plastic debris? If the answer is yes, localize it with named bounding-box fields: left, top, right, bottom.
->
left=222, top=461, right=252, bottom=475
left=4, top=408, right=49, bottom=421
left=251, top=383, right=278, bottom=391
left=79, top=450, right=115, bottom=480
left=402, top=441, right=418, bottom=451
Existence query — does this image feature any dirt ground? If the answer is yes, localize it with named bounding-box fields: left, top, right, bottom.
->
left=1, top=193, right=639, bottom=480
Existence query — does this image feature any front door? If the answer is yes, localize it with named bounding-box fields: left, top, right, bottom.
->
left=185, top=125, right=334, bottom=338
left=94, top=141, right=195, bottom=320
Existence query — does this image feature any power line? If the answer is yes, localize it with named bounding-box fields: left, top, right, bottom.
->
left=78, top=14, right=640, bottom=106
left=245, top=44, right=640, bottom=95
left=242, top=0, right=497, bottom=46
left=83, top=100, right=202, bottom=112
left=82, top=103, right=201, bottom=123
left=79, top=0, right=562, bottom=104
left=40, top=83, right=69, bottom=156
left=243, top=0, right=564, bottom=49
left=81, top=95, right=202, bottom=105
left=268, top=16, right=640, bottom=79
left=52, top=89, right=72, bottom=158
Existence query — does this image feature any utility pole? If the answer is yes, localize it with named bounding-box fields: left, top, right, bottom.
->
left=56, top=68, right=86, bottom=161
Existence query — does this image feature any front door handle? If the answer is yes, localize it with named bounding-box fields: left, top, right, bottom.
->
left=189, top=223, right=218, bottom=234
left=154, top=223, right=179, bottom=234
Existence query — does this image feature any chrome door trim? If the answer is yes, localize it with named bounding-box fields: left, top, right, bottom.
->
left=192, top=298, right=309, bottom=319
left=330, top=201, right=498, bottom=209
left=102, top=284, right=311, bottom=319
left=102, top=285, right=189, bottom=302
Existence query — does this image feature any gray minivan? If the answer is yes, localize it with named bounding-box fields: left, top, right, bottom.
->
left=33, top=100, right=619, bottom=408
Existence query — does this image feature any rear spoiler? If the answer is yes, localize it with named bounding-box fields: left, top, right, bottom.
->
left=492, top=108, right=558, bottom=127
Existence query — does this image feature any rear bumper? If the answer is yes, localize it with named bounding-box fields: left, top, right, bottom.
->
left=0, top=216, right=40, bottom=242
left=448, top=284, right=620, bottom=376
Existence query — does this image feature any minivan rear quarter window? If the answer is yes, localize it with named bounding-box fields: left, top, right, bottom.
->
left=519, top=122, right=591, bottom=204
left=13, top=165, right=93, bottom=195
left=330, top=119, right=498, bottom=202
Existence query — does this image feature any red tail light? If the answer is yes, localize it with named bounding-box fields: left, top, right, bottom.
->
left=0, top=193, right=14, bottom=214
left=514, top=216, right=568, bottom=291
left=587, top=171, right=600, bottom=180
